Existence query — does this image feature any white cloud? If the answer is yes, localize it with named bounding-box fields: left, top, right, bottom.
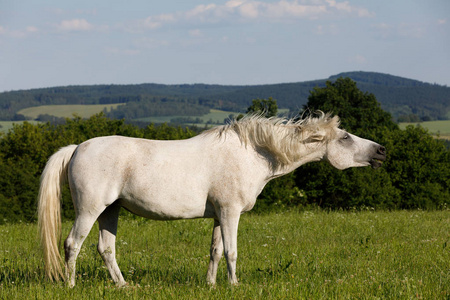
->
left=185, top=4, right=218, bottom=20
left=437, top=19, right=447, bottom=25
left=239, top=2, right=260, bottom=18
left=141, top=13, right=176, bottom=30
left=133, top=37, right=170, bottom=50
left=105, top=47, right=140, bottom=56
left=397, top=23, right=425, bottom=38
left=326, top=0, right=374, bottom=18
left=134, top=0, right=374, bottom=31
left=314, top=24, right=338, bottom=35
left=371, top=22, right=392, bottom=39
left=0, top=25, right=39, bottom=38
left=26, top=26, right=39, bottom=33
left=372, top=22, right=425, bottom=39
left=56, top=19, right=93, bottom=31
left=349, top=54, right=367, bottom=64
left=188, top=29, right=203, bottom=37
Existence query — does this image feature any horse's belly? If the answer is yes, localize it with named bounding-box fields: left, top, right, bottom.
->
left=119, top=189, right=215, bottom=220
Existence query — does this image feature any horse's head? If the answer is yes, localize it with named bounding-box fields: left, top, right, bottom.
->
left=325, top=128, right=386, bottom=170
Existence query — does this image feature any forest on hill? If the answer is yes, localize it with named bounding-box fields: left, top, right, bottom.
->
left=0, top=71, right=449, bottom=122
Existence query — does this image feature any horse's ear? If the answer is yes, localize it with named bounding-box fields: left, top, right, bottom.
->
left=302, top=129, right=326, bottom=142
left=310, top=130, right=326, bottom=142
left=328, top=115, right=340, bottom=128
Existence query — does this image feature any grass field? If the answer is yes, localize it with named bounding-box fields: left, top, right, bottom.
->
left=133, top=109, right=238, bottom=125
left=0, top=121, right=40, bottom=133
left=399, top=120, right=450, bottom=140
left=17, top=104, right=125, bottom=120
left=17, top=104, right=290, bottom=126
left=0, top=210, right=448, bottom=299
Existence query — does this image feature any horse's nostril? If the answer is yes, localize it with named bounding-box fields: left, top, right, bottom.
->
left=378, top=146, right=386, bottom=155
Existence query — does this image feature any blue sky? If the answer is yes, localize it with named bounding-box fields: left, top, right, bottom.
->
left=1, top=0, right=449, bottom=92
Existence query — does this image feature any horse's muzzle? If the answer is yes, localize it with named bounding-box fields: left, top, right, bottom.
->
left=370, top=145, right=386, bottom=169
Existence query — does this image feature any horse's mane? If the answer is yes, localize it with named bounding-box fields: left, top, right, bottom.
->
left=204, top=112, right=340, bottom=168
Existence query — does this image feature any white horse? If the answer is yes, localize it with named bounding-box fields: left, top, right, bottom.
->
left=38, top=113, right=386, bottom=287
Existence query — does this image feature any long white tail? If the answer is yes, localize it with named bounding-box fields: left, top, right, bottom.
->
left=38, top=144, right=78, bottom=281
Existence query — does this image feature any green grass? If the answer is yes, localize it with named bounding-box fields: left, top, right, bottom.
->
left=134, top=109, right=239, bottom=125
left=0, top=210, right=448, bottom=299
left=17, top=104, right=125, bottom=120
left=399, top=120, right=450, bottom=139
left=0, top=121, right=41, bottom=133
left=125, top=109, right=291, bottom=125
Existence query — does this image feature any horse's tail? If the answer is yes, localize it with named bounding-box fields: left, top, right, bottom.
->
left=38, top=144, right=78, bottom=281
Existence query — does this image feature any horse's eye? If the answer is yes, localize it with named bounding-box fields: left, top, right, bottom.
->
left=343, top=134, right=349, bottom=139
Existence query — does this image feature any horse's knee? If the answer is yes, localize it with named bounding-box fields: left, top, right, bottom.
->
left=210, top=246, right=223, bottom=261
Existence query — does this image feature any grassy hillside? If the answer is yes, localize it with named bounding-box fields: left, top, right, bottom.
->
left=0, top=120, right=40, bottom=133
left=0, top=108, right=291, bottom=133
left=399, top=120, right=450, bottom=139
left=134, top=109, right=237, bottom=125
left=18, top=103, right=125, bottom=119
left=0, top=210, right=448, bottom=298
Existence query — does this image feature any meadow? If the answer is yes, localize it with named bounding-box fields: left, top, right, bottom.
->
left=133, top=109, right=237, bottom=125
left=399, top=120, right=450, bottom=140
left=17, top=103, right=125, bottom=120
left=0, top=121, right=40, bottom=133
left=0, top=210, right=448, bottom=299
left=0, top=104, right=126, bottom=133
left=134, top=108, right=291, bottom=124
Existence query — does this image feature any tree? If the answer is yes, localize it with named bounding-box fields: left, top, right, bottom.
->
left=296, top=77, right=449, bottom=209
left=246, top=97, right=278, bottom=118
left=380, top=125, right=449, bottom=208
left=303, top=77, right=398, bottom=136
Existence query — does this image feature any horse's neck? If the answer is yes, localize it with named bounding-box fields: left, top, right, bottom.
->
left=272, top=142, right=327, bottom=177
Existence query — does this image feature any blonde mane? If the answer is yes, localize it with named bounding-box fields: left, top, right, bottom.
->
left=205, top=112, right=340, bottom=168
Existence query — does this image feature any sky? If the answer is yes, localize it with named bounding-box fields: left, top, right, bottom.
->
left=1, top=0, right=449, bottom=92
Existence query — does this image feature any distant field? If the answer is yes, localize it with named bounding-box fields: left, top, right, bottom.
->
left=14, top=103, right=290, bottom=126
left=399, top=120, right=450, bottom=139
left=17, top=103, right=125, bottom=120
left=135, top=108, right=291, bottom=125
left=0, top=120, right=40, bottom=133
left=134, top=109, right=239, bottom=125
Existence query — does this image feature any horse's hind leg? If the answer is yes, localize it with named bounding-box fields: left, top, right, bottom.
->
left=64, top=213, right=98, bottom=287
left=206, top=219, right=223, bottom=285
left=97, top=202, right=126, bottom=287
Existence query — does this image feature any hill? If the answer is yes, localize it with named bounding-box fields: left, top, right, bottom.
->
left=0, top=71, right=448, bottom=122
left=330, top=72, right=450, bottom=122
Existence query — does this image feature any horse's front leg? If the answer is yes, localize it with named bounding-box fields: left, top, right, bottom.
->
left=219, top=208, right=241, bottom=285
left=206, top=219, right=223, bottom=285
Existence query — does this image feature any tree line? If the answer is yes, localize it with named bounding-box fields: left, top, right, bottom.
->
left=1, top=72, right=449, bottom=122
left=0, top=78, right=448, bottom=223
